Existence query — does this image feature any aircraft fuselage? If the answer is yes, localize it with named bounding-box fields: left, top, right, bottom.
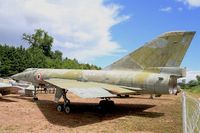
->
left=11, top=68, right=178, bottom=95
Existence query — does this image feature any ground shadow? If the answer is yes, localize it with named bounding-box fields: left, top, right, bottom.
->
left=0, top=97, right=17, bottom=102
left=4, top=95, right=164, bottom=127
left=35, top=100, right=164, bottom=127
left=4, top=95, right=33, bottom=102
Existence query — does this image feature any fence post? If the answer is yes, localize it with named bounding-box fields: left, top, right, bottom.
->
left=182, top=92, right=187, bottom=133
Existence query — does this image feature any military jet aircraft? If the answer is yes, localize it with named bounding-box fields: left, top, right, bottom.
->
left=0, top=81, right=22, bottom=96
left=11, top=31, right=195, bottom=114
left=0, top=79, right=34, bottom=96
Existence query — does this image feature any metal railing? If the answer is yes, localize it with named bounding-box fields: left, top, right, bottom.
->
left=182, top=92, right=200, bottom=133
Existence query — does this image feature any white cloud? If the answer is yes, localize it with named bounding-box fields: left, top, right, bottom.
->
left=177, top=7, right=183, bottom=11
left=178, top=0, right=200, bottom=7
left=0, top=0, right=129, bottom=62
left=160, top=7, right=172, bottom=12
left=178, top=71, right=200, bottom=83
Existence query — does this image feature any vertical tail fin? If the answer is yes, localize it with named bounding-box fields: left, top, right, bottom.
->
left=104, top=31, right=195, bottom=70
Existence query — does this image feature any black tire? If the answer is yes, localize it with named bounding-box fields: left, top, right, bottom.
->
left=99, top=100, right=107, bottom=106
left=98, top=100, right=115, bottom=113
left=125, top=95, right=129, bottom=98
left=64, top=105, right=71, bottom=114
left=108, top=100, right=114, bottom=107
left=155, top=94, right=162, bottom=97
left=56, top=104, right=63, bottom=112
left=33, top=97, right=38, bottom=101
left=99, top=100, right=115, bottom=107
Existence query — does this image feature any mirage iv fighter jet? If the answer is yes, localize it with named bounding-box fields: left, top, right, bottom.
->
left=11, top=31, right=195, bottom=114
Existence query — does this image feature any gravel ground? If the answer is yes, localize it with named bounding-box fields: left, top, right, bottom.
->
left=0, top=93, right=182, bottom=133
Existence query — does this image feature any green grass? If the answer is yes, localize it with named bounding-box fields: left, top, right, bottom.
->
left=190, top=86, right=200, bottom=93
left=184, top=85, right=200, bottom=97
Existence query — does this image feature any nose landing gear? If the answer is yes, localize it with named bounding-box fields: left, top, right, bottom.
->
left=33, top=86, right=38, bottom=101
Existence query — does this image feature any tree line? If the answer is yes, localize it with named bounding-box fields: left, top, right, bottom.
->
left=0, top=29, right=101, bottom=77
left=180, top=75, right=200, bottom=89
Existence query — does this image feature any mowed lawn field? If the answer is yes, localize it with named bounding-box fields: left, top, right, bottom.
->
left=0, top=93, right=182, bottom=133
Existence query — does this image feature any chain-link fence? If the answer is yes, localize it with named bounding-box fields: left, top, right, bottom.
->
left=182, top=92, right=200, bottom=133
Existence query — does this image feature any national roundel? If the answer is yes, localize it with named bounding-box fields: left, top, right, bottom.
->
left=36, top=73, right=42, bottom=81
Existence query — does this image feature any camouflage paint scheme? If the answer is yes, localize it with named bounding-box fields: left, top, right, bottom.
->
left=11, top=31, right=195, bottom=101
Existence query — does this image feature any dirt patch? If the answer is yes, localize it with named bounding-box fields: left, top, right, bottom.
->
left=0, top=93, right=182, bottom=133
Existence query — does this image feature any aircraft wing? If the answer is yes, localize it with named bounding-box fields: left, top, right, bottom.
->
left=44, top=78, right=139, bottom=99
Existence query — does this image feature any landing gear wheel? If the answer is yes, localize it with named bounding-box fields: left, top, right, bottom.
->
left=98, top=99, right=115, bottom=112
left=33, top=97, right=38, bottom=101
left=64, top=105, right=71, bottom=114
left=125, top=95, right=129, bottom=98
left=99, top=100, right=114, bottom=107
left=56, top=104, right=63, bottom=112
left=107, top=100, right=114, bottom=106
left=99, top=100, right=107, bottom=106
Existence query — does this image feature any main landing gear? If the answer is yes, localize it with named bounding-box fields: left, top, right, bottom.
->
left=98, top=98, right=115, bottom=112
left=56, top=89, right=71, bottom=114
left=55, top=90, right=115, bottom=114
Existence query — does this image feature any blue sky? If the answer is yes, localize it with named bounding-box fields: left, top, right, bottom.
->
left=95, top=0, right=200, bottom=70
left=0, top=0, right=199, bottom=70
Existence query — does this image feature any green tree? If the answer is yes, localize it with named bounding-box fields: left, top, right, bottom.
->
left=196, top=75, right=200, bottom=85
left=0, top=45, right=28, bottom=76
left=23, top=29, right=53, bottom=57
left=188, top=80, right=198, bottom=87
left=0, top=29, right=101, bottom=77
left=26, top=47, right=47, bottom=68
left=52, top=50, right=62, bottom=60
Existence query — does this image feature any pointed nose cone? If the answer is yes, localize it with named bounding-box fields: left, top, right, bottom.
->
left=11, top=73, right=21, bottom=81
left=11, top=74, right=17, bottom=80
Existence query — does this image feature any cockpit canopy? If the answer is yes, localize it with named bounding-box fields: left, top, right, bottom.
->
left=24, top=68, right=38, bottom=72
